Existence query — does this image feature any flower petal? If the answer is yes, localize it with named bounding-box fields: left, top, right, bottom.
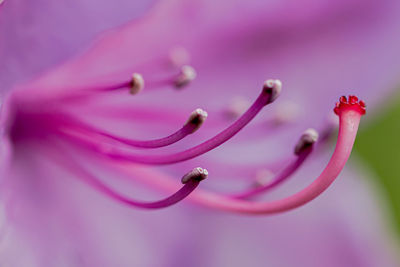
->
left=0, top=0, right=156, bottom=92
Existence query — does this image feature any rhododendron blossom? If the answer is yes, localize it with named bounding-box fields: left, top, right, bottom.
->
left=1, top=0, right=400, bottom=266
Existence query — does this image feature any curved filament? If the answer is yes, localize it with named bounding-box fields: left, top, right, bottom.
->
left=183, top=108, right=363, bottom=214
left=50, top=148, right=203, bottom=209
left=62, top=109, right=207, bottom=149
left=231, top=148, right=312, bottom=199
left=63, top=86, right=278, bottom=165
left=115, top=107, right=363, bottom=214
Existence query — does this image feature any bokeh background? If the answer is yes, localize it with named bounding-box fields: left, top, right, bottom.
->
left=1, top=0, right=400, bottom=266
left=356, top=90, right=400, bottom=237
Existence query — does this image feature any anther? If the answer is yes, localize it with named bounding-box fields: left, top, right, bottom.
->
left=294, top=128, right=319, bottom=155
left=51, top=150, right=205, bottom=210
left=230, top=131, right=315, bottom=199
left=174, top=65, right=197, bottom=88
left=263, top=79, right=282, bottom=104
left=63, top=108, right=209, bottom=149
left=185, top=108, right=208, bottom=133
left=130, top=73, right=144, bottom=94
left=181, top=167, right=209, bottom=184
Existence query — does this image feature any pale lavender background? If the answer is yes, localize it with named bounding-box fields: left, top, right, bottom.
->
left=0, top=0, right=155, bottom=91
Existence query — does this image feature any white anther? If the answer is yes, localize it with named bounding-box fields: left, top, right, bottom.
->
left=294, top=128, right=319, bottom=155
left=130, top=73, right=144, bottom=95
left=263, top=79, right=282, bottom=103
left=174, top=65, right=197, bottom=88
left=185, top=108, right=208, bottom=133
left=181, top=167, right=209, bottom=184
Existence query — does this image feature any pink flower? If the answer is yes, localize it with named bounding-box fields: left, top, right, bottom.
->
left=1, top=0, right=400, bottom=266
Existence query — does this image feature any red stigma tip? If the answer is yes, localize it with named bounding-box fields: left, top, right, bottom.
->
left=334, top=95, right=366, bottom=116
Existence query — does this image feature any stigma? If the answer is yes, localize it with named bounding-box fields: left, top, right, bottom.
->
left=334, top=95, right=366, bottom=116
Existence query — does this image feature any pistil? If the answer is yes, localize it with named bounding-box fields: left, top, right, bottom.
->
left=177, top=95, right=366, bottom=214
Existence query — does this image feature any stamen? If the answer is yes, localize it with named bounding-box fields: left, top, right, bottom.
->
left=168, top=95, right=365, bottom=214
left=70, top=65, right=197, bottom=97
left=185, top=108, right=208, bottom=133
left=117, top=65, right=197, bottom=91
left=89, top=168, right=205, bottom=209
left=294, top=128, right=319, bottom=155
left=263, top=79, right=282, bottom=104
left=52, top=150, right=205, bottom=209
left=174, top=65, right=197, bottom=88
left=181, top=167, right=209, bottom=184
left=67, top=80, right=282, bottom=164
left=230, top=129, right=317, bottom=199
left=126, top=66, right=196, bottom=91
left=130, top=73, right=145, bottom=95
left=63, top=108, right=208, bottom=149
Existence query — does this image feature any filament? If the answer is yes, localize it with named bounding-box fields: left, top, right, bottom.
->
left=231, top=144, right=312, bottom=199
left=63, top=80, right=282, bottom=165
left=81, top=65, right=197, bottom=95
left=49, top=146, right=207, bottom=209
left=180, top=100, right=364, bottom=214
left=63, top=108, right=207, bottom=149
left=117, top=98, right=364, bottom=214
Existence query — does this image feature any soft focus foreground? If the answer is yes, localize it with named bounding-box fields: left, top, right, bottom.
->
left=1, top=0, right=400, bottom=266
